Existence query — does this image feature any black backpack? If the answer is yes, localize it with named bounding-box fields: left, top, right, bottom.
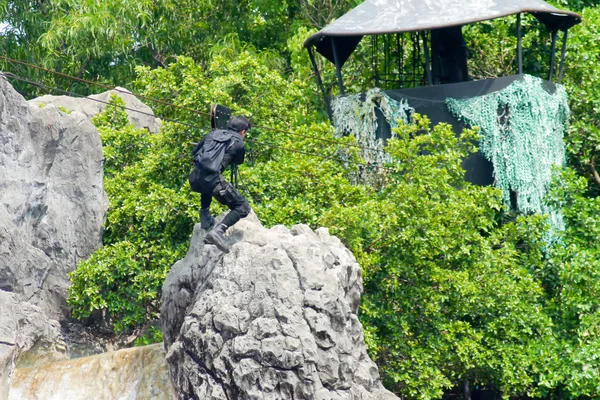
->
left=194, top=129, right=234, bottom=173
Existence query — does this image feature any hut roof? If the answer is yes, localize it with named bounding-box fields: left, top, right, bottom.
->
left=305, top=0, right=582, bottom=66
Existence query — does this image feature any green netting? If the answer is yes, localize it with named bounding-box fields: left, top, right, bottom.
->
left=447, top=74, right=569, bottom=230
left=331, top=88, right=413, bottom=165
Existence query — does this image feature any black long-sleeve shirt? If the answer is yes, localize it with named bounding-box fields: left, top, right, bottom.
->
left=220, top=134, right=245, bottom=171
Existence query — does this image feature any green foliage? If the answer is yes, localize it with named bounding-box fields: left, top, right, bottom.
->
left=463, top=13, right=561, bottom=81
left=0, top=1, right=56, bottom=97
left=324, top=115, right=560, bottom=398
left=550, top=0, right=598, bottom=11
left=0, top=0, right=357, bottom=98
left=242, top=122, right=367, bottom=227
left=561, top=6, right=600, bottom=195
left=546, top=168, right=600, bottom=398
left=91, top=95, right=149, bottom=177
left=68, top=95, right=196, bottom=332
left=133, top=49, right=316, bottom=130
left=134, top=326, right=163, bottom=347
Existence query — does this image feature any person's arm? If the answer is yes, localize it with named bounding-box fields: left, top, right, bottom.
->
left=232, top=141, right=246, bottom=165
left=220, top=138, right=245, bottom=172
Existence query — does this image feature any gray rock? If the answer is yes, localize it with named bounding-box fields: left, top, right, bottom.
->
left=0, top=77, right=107, bottom=273
left=0, top=290, right=64, bottom=399
left=0, top=76, right=108, bottom=398
left=29, top=86, right=161, bottom=133
left=161, top=212, right=399, bottom=399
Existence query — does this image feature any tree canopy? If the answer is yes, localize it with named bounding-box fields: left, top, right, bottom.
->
left=3, top=0, right=600, bottom=398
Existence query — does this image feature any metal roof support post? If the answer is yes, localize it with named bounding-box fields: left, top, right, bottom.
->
left=331, top=38, right=345, bottom=95
left=397, top=33, right=402, bottom=86
left=517, top=13, right=523, bottom=75
left=557, top=30, right=569, bottom=83
left=307, top=46, right=332, bottom=119
left=549, top=29, right=558, bottom=81
left=422, top=31, right=433, bottom=86
left=384, top=35, right=391, bottom=86
left=373, top=35, right=380, bottom=87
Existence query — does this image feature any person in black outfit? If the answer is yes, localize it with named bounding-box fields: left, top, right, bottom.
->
left=191, top=116, right=251, bottom=253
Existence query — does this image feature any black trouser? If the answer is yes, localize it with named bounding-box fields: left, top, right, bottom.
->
left=201, top=180, right=251, bottom=228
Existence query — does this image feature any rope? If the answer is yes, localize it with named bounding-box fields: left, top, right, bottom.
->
left=0, top=55, right=389, bottom=155
left=0, top=71, right=393, bottom=172
left=0, top=71, right=206, bottom=131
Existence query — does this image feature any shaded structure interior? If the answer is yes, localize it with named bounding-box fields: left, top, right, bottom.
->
left=304, top=0, right=581, bottom=191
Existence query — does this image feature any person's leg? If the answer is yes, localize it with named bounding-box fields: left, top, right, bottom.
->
left=214, top=181, right=250, bottom=227
left=205, top=181, right=250, bottom=252
left=200, top=191, right=214, bottom=229
left=201, top=192, right=212, bottom=209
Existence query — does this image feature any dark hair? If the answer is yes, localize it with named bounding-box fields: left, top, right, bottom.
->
left=227, top=116, right=251, bottom=132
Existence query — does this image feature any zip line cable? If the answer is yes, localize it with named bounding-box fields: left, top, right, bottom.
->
left=247, top=138, right=391, bottom=170
left=0, top=71, right=207, bottom=131
left=0, top=55, right=212, bottom=121
left=0, top=71, right=393, bottom=171
left=0, top=54, right=390, bottom=156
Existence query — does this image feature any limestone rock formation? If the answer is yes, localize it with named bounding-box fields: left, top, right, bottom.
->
left=0, top=76, right=108, bottom=397
left=0, top=76, right=107, bottom=274
left=29, top=86, right=161, bottom=133
left=161, top=213, right=398, bottom=399
left=0, top=205, right=65, bottom=393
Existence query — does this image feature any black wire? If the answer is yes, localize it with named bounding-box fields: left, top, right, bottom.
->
left=1, top=72, right=209, bottom=131
left=1, top=71, right=393, bottom=171
left=0, top=55, right=212, bottom=119
left=0, top=54, right=391, bottom=155
left=210, top=106, right=391, bottom=155
left=247, top=138, right=388, bottom=169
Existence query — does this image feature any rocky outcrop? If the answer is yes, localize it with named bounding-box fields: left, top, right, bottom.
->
left=161, top=213, right=398, bottom=400
left=0, top=76, right=107, bottom=275
left=0, top=76, right=108, bottom=397
left=29, top=86, right=161, bottom=133
left=0, top=205, right=65, bottom=395
left=0, top=291, right=63, bottom=400
left=8, top=343, right=173, bottom=400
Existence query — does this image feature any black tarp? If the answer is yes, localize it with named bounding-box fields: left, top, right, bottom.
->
left=364, top=74, right=558, bottom=186
left=305, top=0, right=581, bottom=66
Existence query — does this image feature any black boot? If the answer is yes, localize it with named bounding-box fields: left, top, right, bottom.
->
left=204, top=223, right=229, bottom=253
left=200, top=208, right=214, bottom=230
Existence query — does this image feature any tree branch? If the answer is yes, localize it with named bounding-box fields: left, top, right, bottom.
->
left=590, top=156, right=600, bottom=187
left=148, top=42, right=167, bottom=68
left=68, top=56, right=90, bottom=91
left=36, top=0, right=48, bottom=15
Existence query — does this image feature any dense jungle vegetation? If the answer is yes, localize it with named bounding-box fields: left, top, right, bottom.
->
left=2, top=0, right=600, bottom=398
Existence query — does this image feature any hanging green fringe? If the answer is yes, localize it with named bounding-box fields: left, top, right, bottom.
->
left=447, top=75, right=569, bottom=231
left=331, top=88, right=413, bottom=166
